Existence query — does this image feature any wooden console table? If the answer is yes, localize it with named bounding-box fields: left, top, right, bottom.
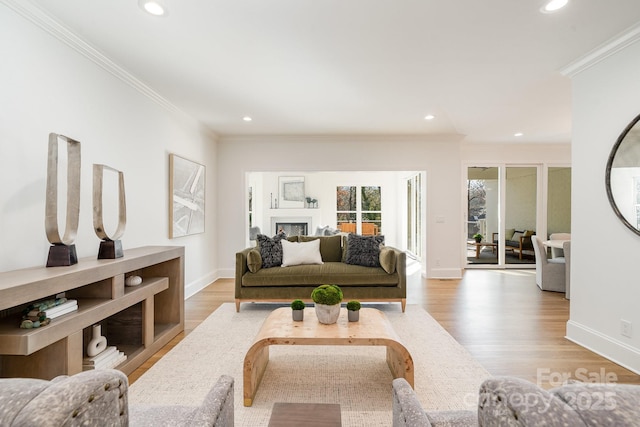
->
left=243, top=307, right=413, bottom=406
left=0, top=246, right=184, bottom=379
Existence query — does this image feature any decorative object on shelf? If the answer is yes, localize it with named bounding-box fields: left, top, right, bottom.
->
left=93, top=164, right=126, bottom=259
left=125, top=275, right=143, bottom=287
left=473, top=233, right=483, bottom=243
left=346, top=300, right=361, bottom=322
left=169, top=154, right=205, bottom=238
left=305, top=196, right=318, bottom=208
left=86, top=324, right=108, bottom=357
left=278, top=176, right=305, bottom=208
left=20, top=296, right=72, bottom=328
left=311, top=284, right=343, bottom=324
left=606, top=112, right=640, bottom=235
left=291, top=299, right=305, bottom=321
left=45, top=133, right=81, bottom=267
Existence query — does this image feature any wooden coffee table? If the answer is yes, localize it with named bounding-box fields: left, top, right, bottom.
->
left=243, top=307, right=414, bottom=406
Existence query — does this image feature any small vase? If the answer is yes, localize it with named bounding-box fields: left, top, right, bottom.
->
left=348, top=310, right=359, bottom=322
left=315, top=303, right=340, bottom=324
left=86, top=324, right=107, bottom=357
left=292, top=309, right=304, bottom=321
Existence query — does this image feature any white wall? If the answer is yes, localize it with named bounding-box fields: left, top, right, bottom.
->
left=567, top=38, right=640, bottom=373
left=0, top=5, right=218, bottom=297
left=218, top=136, right=463, bottom=278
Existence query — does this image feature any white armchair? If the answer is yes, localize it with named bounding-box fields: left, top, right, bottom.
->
left=549, top=232, right=571, bottom=258
left=531, top=235, right=566, bottom=293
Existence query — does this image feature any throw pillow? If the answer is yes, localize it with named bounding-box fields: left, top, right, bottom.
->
left=299, top=235, right=342, bottom=262
left=345, top=234, right=385, bottom=267
left=247, top=249, right=262, bottom=273
left=281, top=239, right=324, bottom=267
left=315, top=225, right=329, bottom=236
left=504, top=228, right=515, bottom=241
left=511, top=231, right=524, bottom=242
left=379, top=246, right=396, bottom=274
left=257, top=233, right=286, bottom=268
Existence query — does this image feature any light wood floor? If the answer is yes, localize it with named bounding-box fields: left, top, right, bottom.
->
left=129, top=269, right=640, bottom=388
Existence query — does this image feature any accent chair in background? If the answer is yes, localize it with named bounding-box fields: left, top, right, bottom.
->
left=531, top=235, right=566, bottom=293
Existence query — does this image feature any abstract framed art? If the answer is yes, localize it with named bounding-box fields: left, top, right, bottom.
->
left=169, top=154, right=205, bottom=238
left=278, top=176, right=305, bottom=208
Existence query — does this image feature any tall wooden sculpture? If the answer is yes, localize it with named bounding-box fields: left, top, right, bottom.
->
left=93, top=164, right=126, bottom=259
left=45, top=133, right=81, bottom=267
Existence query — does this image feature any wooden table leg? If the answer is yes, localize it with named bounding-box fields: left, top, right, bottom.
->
left=243, top=343, right=270, bottom=406
left=386, top=344, right=414, bottom=387
left=476, top=244, right=481, bottom=259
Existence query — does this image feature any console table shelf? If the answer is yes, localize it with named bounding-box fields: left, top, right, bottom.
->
left=0, top=246, right=184, bottom=380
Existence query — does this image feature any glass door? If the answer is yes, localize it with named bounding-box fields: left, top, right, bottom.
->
left=466, top=167, right=499, bottom=265
left=504, top=167, right=537, bottom=265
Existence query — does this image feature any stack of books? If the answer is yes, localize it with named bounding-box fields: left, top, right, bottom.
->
left=27, top=299, right=78, bottom=320
left=82, top=346, right=127, bottom=371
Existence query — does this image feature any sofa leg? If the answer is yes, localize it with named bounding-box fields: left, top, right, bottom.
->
left=235, top=299, right=240, bottom=312
left=401, top=299, right=406, bottom=313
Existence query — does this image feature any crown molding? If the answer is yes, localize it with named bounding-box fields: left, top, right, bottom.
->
left=560, top=22, right=640, bottom=77
left=2, top=0, right=183, bottom=115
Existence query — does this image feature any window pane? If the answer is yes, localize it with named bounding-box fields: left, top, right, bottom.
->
left=361, top=186, right=381, bottom=211
left=337, top=213, right=357, bottom=223
left=337, top=186, right=356, bottom=211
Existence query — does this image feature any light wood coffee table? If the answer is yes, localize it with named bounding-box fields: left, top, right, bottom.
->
left=243, top=307, right=414, bottom=406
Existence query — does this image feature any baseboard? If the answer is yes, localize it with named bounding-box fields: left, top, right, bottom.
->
left=566, top=320, right=640, bottom=375
left=428, top=268, right=463, bottom=279
left=217, top=268, right=235, bottom=279
left=185, top=270, right=218, bottom=299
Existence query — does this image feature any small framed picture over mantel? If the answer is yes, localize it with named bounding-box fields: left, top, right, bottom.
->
left=169, top=154, right=205, bottom=238
left=279, top=176, right=305, bottom=208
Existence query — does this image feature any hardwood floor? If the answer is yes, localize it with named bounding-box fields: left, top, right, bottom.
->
left=129, top=269, right=640, bottom=388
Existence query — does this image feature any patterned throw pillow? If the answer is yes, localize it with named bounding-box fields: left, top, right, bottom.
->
left=345, top=234, right=385, bottom=267
left=257, top=233, right=287, bottom=268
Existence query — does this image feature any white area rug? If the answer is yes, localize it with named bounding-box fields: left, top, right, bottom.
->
left=129, top=304, right=490, bottom=426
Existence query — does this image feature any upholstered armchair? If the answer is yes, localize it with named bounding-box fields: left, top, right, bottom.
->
left=531, top=235, right=566, bottom=293
left=549, top=232, right=571, bottom=258
left=0, top=370, right=234, bottom=427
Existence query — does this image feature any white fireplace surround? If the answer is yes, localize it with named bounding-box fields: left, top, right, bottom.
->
left=271, top=216, right=313, bottom=236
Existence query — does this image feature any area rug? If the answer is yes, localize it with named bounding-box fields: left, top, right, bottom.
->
left=129, top=304, right=490, bottom=426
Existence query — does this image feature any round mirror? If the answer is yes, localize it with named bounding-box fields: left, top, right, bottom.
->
left=606, top=113, right=640, bottom=235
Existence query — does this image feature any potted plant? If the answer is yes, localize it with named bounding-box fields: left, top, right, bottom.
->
left=473, top=233, right=483, bottom=243
left=291, top=299, right=305, bottom=321
left=346, top=300, right=361, bottom=322
left=311, top=284, right=343, bottom=324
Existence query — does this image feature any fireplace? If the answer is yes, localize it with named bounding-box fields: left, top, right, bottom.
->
left=271, top=216, right=312, bottom=236
left=275, top=222, right=308, bottom=236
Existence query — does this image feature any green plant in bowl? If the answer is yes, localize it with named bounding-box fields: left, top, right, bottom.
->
left=346, top=300, right=361, bottom=311
left=311, top=284, right=343, bottom=305
left=290, top=299, right=305, bottom=310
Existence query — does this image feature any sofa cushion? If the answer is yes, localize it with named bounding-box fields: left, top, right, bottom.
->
left=242, top=262, right=398, bottom=287
left=299, top=235, right=343, bottom=262
left=281, top=239, right=323, bottom=267
left=247, top=249, right=262, bottom=273
left=257, top=233, right=287, bottom=268
left=379, top=246, right=396, bottom=274
left=345, top=234, right=385, bottom=267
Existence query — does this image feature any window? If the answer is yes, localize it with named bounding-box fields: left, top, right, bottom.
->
left=336, top=185, right=382, bottom=234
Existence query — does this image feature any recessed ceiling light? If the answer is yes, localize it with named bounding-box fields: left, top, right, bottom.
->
left=243, top=116, right=253, bottom=122
left=514, top=132, right=524, bottom=137
left=138, top=0, right=167, bottom=16
left=541, top=0, right=569, bottom=13
left=424, top=114, right=435, bottom=120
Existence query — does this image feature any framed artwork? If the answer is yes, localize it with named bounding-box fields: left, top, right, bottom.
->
left=169, top=154, right=205, bottom=238
left=279, top=176, right=305, bottom=208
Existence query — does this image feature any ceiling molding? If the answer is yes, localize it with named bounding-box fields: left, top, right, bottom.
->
left=2, top=0, right=184, bottom=116
left=219, top=133, right=466, bottom=144
left=560, top=22, right=640, bottom=77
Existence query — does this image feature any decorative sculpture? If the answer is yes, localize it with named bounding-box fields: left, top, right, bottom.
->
left=93, top=164, right=126, bottom=259
left=45, top=133, right=81, bottom=267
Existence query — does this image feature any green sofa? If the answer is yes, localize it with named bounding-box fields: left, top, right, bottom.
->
left=235, top=234, right=406, bottom=312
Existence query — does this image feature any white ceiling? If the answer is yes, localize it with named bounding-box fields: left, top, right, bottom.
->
left=23, top=0, right=640, bottom=143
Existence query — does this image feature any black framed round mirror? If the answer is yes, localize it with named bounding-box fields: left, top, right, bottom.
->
left=606, top=113, right=640, bottom=236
